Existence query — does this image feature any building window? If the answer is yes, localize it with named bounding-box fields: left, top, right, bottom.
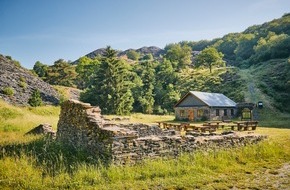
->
left=180, top=110, right=185, bottom=117
left=216, top=109, right=220, bottom=116
left=197, top=109, right=204, bottom=117
left=231, top=109, right=234, bottom=116
left=224, top=109, right=227, bottom=116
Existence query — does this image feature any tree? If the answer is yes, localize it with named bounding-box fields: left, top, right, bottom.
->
left=213, top=33, right=240, bottom=60
left=162, top=84, right=180, bottom=112
left=154, top=59, right=178, bottom=108
left=81, top=46, right=134, bottom=115
left=126, top=50, right=140, bottom=61
left=234, top=34, right=257, bottom=60
left=137, top=61, right=155, bottom=114
left=141, top=54, right=153, bottom=61
left=164, top=43, right=192, bottom=70
left=195, top=47, right=225, bottom=73
left=252, top=32, right=290, bottom=63
left=75, top=56, right=100, bottom=89
left=33, top=61, right=48, bottom=79
left=46, top=59, right=77, bottom=87
left=28, top=89, right=42, bottom=107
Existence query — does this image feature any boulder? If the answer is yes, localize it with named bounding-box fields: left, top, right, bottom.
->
left=26, top=123, right=56, bottom=137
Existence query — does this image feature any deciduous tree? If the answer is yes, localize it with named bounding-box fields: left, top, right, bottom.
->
left=195, top=47, right=225, bottom=73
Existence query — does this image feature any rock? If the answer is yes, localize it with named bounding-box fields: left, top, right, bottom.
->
left=0, top=54, right=60, bottom=105
left=26, top=123, right=56, bottom=137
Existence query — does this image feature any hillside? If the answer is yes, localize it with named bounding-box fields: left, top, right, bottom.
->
left=72, top=46, right=165, bottom=64
left=26, top=14, right=290, bottom=118
left=0, top=55, right=60, bottom=105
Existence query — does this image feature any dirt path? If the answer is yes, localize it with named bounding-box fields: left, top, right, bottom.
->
left=239, top=69, right=275, bottom=111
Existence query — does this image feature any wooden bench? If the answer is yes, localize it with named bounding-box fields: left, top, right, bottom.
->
left=204, top=121, right=222, bottom=129
left=233, top=122, right=246, bottom=131
left=200, top=124, right=218, bottom=133
left=233, top=121, right=258, bottom=131
left=243, top=121, right=258, bottom=130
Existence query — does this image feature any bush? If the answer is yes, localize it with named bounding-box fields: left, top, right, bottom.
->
left=18, top=81, right=27, bottom=89
left=3, top=87, right=14, bottom=96
left=28, top=89, right=42, bottom=107
left=19, top=76, right=26, bottom=82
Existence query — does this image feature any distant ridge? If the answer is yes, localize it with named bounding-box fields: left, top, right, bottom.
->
left=72, top=46, right=165, bottom=64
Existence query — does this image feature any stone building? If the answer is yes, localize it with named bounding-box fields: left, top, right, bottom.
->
left=174, top=91, right=237, bottom=121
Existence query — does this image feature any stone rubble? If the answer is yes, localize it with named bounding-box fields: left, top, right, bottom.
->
left=26, top=123, right=56, bottom=137
left=56, top=100, right=267, bottom=165
left=0, top=54, right=60, bottom=105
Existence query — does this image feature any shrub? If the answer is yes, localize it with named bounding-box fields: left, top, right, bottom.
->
left=3, top=87, right=14, bottom=96
left=18, top=81, right=27, bottom=89
left=28, top=89, right=42, bottom=107
left=19, top=76, right=26, bottom=82
left=13, top=60, right=21, bottom=67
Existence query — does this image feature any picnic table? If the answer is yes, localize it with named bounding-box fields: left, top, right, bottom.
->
left=157, top=122, right=191, bottom=131
left=233, top=121, right=258, bottom=131
left=204, top=121, right=223, bottom=129
left=192, top=124, right=217, bottom=133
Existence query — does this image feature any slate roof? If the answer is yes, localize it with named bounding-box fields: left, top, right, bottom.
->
left=191, top=91, right=236, bottom=107
left=175, top=91, right=237, bottom=107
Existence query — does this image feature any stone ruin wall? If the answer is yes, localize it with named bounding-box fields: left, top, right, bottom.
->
left=57, top=100, right=267, bottom=165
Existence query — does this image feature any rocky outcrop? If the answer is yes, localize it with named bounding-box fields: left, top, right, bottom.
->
left=56, top=100, right=267, bottom=165
left=26, top=123, right=56, bottom=137
left=0, top=55, right=60, bottom=105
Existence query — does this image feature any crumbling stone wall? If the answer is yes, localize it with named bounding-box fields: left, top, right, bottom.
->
left=57, top=100, right=267, bottom=165
left=56, top=100, right=115, bottom=159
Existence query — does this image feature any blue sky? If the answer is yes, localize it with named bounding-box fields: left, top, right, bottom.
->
left=0, top=0, right=289, bottom=68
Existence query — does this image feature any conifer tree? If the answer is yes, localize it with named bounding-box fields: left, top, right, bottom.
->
left=28, top=89, right=42, bottom=107
left=81, top=46, right=134, bottom=115
left=137, top=61, right=155, bottom=114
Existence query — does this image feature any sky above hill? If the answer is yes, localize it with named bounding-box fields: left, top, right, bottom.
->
left=0, top=0, right=289, bottom=68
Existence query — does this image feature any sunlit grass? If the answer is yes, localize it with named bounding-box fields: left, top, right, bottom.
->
left=1, top=137, right=289, bottom=189
left=105, top=113, right=175, bottom=124
left=0, top=99, right=290, bottom=189
left=0, top=100, right=60, bottom=144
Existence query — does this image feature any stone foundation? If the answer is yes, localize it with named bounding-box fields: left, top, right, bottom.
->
left=56, top=100, right=267, bottom=165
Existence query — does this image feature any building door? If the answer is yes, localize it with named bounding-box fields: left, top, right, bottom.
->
left=188, top=110, right=194, bottom=121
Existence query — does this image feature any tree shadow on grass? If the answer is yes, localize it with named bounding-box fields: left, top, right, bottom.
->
left=0, top=135, right=111, bottom=177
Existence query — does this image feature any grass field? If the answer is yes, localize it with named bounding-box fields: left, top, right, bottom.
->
left=0, top=100, right=290, bottom=189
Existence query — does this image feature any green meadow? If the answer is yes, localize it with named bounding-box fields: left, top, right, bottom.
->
left=0, top=100, right=289, bottom=189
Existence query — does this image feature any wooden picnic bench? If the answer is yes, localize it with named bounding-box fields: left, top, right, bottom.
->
left=204, top=121, right=222, bottom=129
left=157, top=122, right=192, bottom=131
left=243, top=121, right=258, bottom=130
left=194, top=124, right=217, bottom=133
left=233, top=121, right=258, bottom=131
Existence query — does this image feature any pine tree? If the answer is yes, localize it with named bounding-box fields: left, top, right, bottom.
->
left=28, top=89, right=42, bottom=107
left=81, top=46, right=134, bottom=115
left=138, top=61, right=155, bottom=114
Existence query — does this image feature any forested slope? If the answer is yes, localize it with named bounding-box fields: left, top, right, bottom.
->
left=29, top=14, right=290, bottom=115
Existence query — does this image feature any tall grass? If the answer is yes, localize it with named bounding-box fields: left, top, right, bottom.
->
left=0, top=100, right=60, bottom=144
left=1, top=100, right=290, bottom=189
left=0, top=137, right=289, bottom=189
